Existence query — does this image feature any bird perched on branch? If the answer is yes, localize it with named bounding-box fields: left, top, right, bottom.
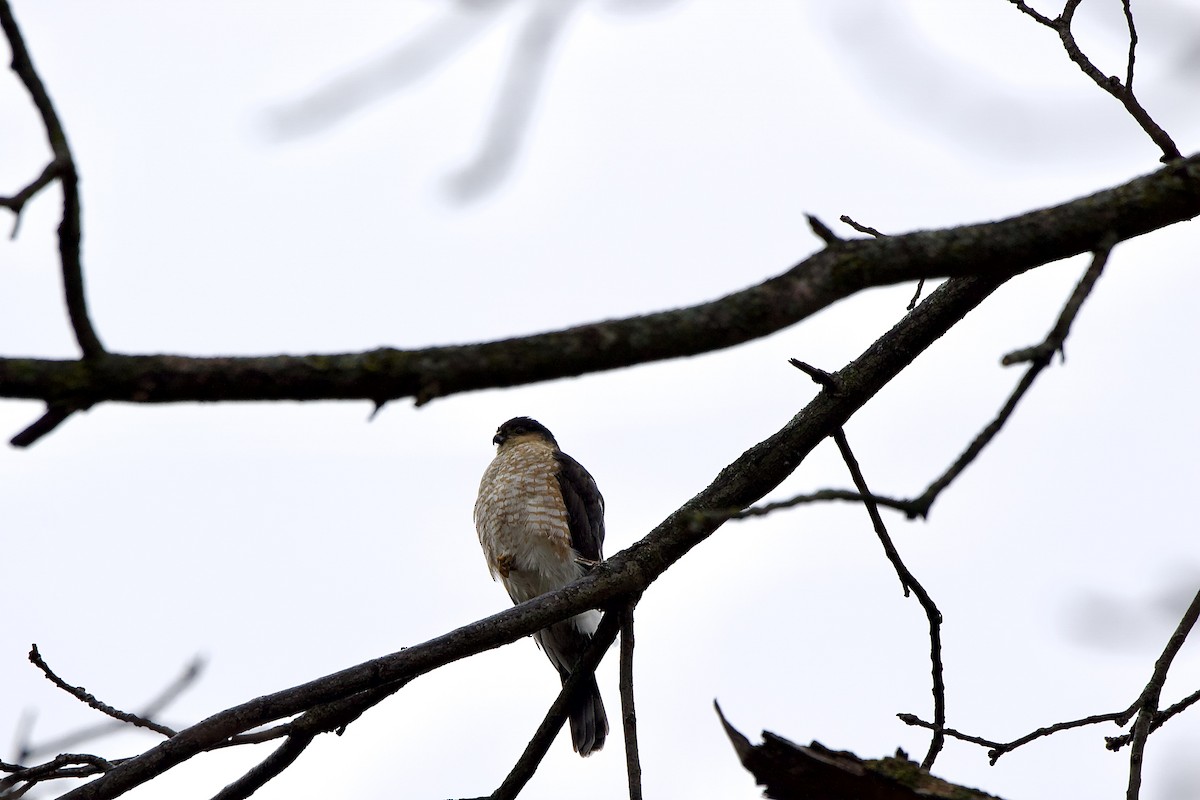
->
left=474, top=416, right=608, bottom=756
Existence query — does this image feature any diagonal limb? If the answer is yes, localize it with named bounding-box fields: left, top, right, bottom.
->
left=482, top=608, right=622, bottom=800
left=832, top=429, right=945, bottom=769
left=736, top=235, right=1118, bottom=524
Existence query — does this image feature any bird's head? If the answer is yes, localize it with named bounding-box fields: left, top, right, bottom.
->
left=493, top=416, right=558, bottom=448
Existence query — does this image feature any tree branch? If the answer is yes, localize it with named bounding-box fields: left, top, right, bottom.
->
left=899, top=586, right=1200, bottom=800
left=1123, top=586, right=1200, bottom=800
left=0, top=0, right=105, bottom=357
left=3, top=155, right=1198, bottom=443
left=28, top=646, right=176, bottom=738
left=619, top=600, right=643, bottom=800
left=1006, top=0, right=1181, bottom=161
left=206, top=734, right=315, bottom=800
left=0, top=158, right=61, bottom=238
left=484, top=608, right=621, bottom=800
left=18, top=655, right=202, bottom=763
left=721, top=231, right=1117, bottom=529
left=0, top=753, right=114, bottom=798
left=832, top=429, right=945, bottom=769
left=10, top=404, right=84, bottom=448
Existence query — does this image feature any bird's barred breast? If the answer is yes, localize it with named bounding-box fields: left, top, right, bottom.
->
left=475, top=442, right=580, bottom=605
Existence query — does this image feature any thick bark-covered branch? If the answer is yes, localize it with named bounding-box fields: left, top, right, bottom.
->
left=3, top=155, right=1198, bottom=415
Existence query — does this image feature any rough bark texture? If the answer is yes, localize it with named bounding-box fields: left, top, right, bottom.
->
left=3, top=154, right=1198, bottom=410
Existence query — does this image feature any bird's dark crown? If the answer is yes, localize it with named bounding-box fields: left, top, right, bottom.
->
left=493, top=416, right=557, bottom=447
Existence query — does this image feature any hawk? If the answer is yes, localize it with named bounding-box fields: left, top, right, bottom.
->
left=474, top=416, right=608, bottom=756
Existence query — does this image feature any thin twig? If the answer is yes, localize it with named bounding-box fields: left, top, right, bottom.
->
left=10, top=404, right=81, bottom=448
left=484, top=609, right=622, bottom=800
left=896, top=714, right=1005, bottom=751
left=619, top=600, right=643, bottom=800
left=220, top=724, right=295, bottom=748
left=838, top=215, right=886, bottom=238
left=207, top=734, right=316, bottom=800
left=837, top=216, right=924, bottom=306
left=988, top=711, right=1125, bottom=764
left=908, top=238, right=1116, bottom=516
left=898, top=710, right=1125, bottom=764
left=447, top=0, right=584, bottom=201
left=0, top=753, right=113, bottom=796
left=1005, top=0, right=1055, bottom=26
left=907, top=279, right=927, bottom=311
left=722, top=488, right=917, bottom=521
left=0, top=159, right=62, bottom=238
left=806, top=214, right=841, bottom=245
left=899, top=586, right=1200, bottom=794
left=714, top=240, right=1116, bottom=529
left=1002, top=232, right=1115, bottom=365
left=1125, top=586, right=1200, bottom=800
left=28, top=646, right=176, bottom=738
left=1107, top=687, right=1200, bottom=751
left=20, top=656, right=203, bottom=762
left=788, top=358, right=839, bottom=392
left=0, top=0, right=106, bottom=357
left=1005, top=0, right=1180, bottom=161
left=203, top=680, right=410, bottom=797
left=831, top=429, right=945, bottom=769
left=1122, top=0, right=1138, bottom=92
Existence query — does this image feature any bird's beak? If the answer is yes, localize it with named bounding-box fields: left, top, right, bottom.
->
left=492, top=432, right=504, bottom=446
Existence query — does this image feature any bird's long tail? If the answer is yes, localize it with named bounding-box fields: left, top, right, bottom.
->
left=567, top=671, right=608, bottom=757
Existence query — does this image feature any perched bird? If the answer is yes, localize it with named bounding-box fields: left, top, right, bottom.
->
left=474, top=416, right=608, bottom=756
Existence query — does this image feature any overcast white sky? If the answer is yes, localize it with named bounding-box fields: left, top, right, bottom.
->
left=3, top=2, right=1200, bottom=799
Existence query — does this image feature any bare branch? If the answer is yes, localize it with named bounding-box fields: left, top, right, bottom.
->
left=727, top=488, right=918, bottom=520
left=1122, top=0, right=1138, bottom=92
left=1107, top=687, right=1200, bottom=751
left=10, top=404, right=83, bottom=449
left=882, top=238, right=1117, bottom=520
left=206, top=734, right=315, bottom=800
left=0, top=0, right=105, bottom=357
left=898, top=710, right=1126, bottom=764
left=1002, top=233, right=1114, bottom=366
left=806, top=214, right=842, bottom=245
left=1006, top=0, right=1181, bottom=161
left=1124, top=586, right=1200, bottom=800
left=484, top=608, right=621, bottom=800
left=836, top=216, right=926, bottom=307
left=28, top=646, right=176, bottom=738
left=838, top=214, right=886, bottom=238
left=899, top=586, right=1200, bottom=798
left=832, top=429, right=945, bottom=769
left=619, top=600, right=643, bottom=800
left=447, top=0, right=583, bottom=201
left=0, top=159, right=62, bottom=238
left=20, top=655, right=202, bottom=763
left=0, top=753, right=114, bottom=797
left=266, top=3, right=507, bottom=139
left=1005, top=0, right=1054, bottom=26
left=3, top=155, right=1198, bottom=446
left=717, top=235, right=1116, bottom=534
left=788, top=358, right=840, bottom=392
